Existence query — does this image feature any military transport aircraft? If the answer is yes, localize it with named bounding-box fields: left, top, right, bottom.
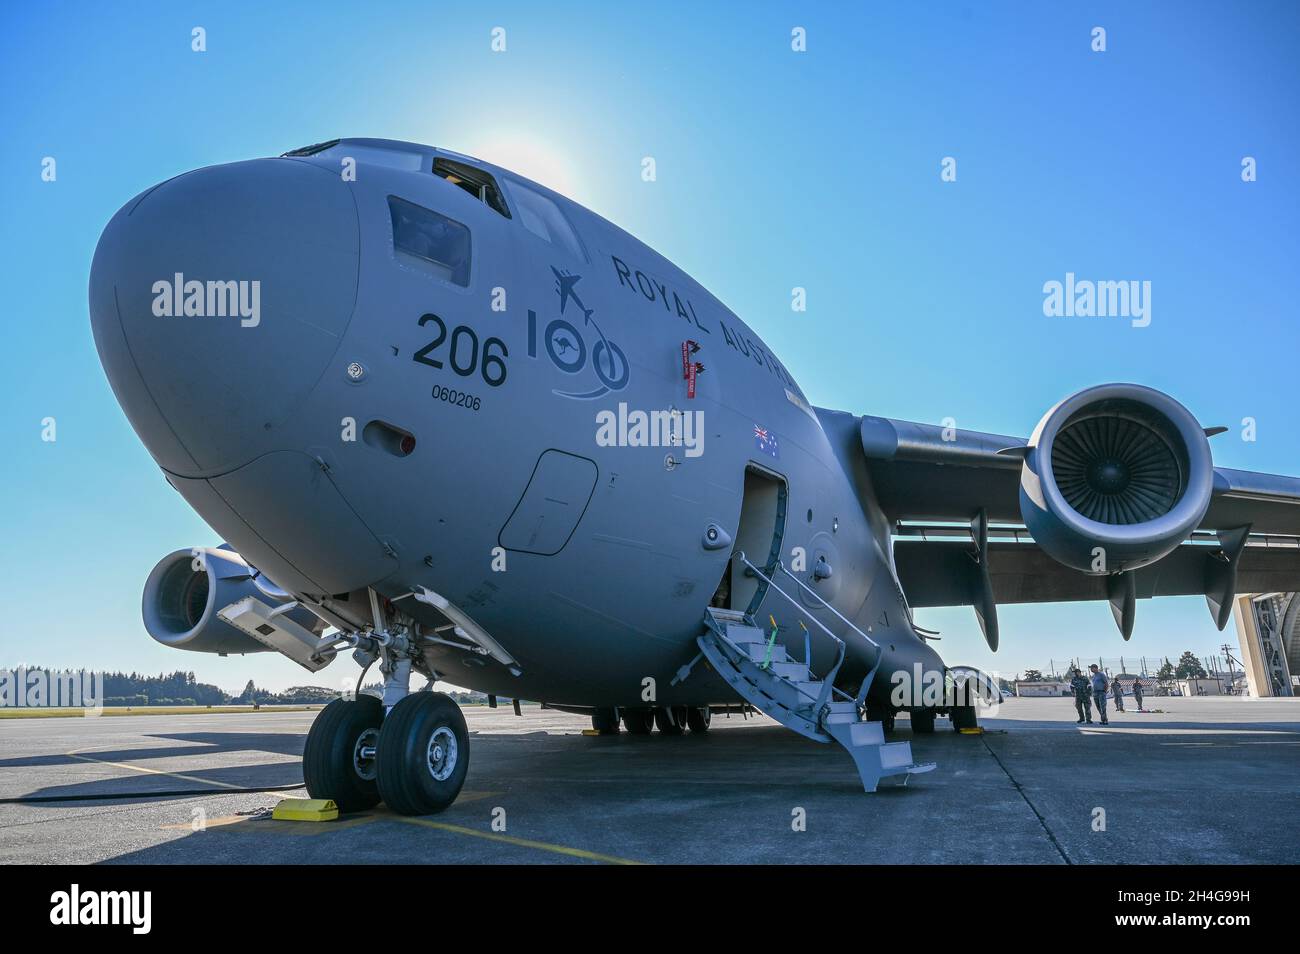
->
left=89, top=138, right=1300, bottom=814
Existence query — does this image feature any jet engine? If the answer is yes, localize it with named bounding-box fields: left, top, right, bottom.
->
left=142, top=546, right=324, bottom=654
left=1018, top=384, right=1214, bottom=574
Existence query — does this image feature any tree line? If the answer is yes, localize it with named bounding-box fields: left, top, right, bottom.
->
left=19, top=668, right=338, bottom=706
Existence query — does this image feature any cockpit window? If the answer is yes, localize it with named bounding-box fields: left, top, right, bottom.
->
left=505, top=178, right=587, bottom=261
left=281, top=139, right=341, bottom=157
left=388, top=196, right=471, bottom=287
left=433, top=158, right=511, bottom=219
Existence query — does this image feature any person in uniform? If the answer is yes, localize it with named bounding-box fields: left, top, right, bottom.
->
left=1069, top=667, right=1092, bottom=724
left=1132, top=678, right=1144, bottom=711
left=1089, top=664, right=1110, bottom=725
left=1111, top=676, right=1125, bottom=712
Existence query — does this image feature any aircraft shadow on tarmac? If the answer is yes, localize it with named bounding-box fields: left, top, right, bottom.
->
left=7, top=715, right=1299, bottom=864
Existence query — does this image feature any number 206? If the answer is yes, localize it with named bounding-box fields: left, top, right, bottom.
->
left=413, top=313, right=507, bottom=387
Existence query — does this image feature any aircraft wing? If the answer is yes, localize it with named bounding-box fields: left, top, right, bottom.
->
left=893, top=534, right=1300, bottom=606
left=846, top=397, right=1300, bottom=645
left=859, top=415, right=1300, bottom=533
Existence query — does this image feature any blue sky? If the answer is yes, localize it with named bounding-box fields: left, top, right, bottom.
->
left=2, top=1, right=1297, bottom=691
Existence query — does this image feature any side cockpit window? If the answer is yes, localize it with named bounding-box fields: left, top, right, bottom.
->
left=433, top=158, right=511, bottom=219
left=505, top=178, right=587, bottom=262
left=388, top=196, right=471, bottom=287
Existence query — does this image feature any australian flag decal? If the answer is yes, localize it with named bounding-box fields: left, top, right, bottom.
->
left=753, top=424, right=779, bottom=458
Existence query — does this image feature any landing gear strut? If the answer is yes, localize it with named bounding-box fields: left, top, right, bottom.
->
left=305, top=596, right=473, bottom=815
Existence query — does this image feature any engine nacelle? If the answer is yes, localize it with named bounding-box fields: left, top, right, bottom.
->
left=142, top=546, right=324, bottom=654
left=1019, top=384, right=1214, bottom=574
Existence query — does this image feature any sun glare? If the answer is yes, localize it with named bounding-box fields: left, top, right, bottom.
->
left=470, top=133, right=579, bottom=198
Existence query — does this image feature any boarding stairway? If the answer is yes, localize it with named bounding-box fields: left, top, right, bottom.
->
left=677, top=554, right=935, bottom=792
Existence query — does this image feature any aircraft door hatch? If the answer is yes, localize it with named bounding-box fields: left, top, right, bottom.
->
left=498, top=449, right=599, bottom=556
left=714, top=465, right=787, bottom=614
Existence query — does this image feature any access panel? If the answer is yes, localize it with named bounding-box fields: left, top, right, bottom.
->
left=498, top=449, right=599, bottom=556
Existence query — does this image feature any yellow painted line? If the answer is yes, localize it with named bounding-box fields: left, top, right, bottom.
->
left=67, top=748, right=254, bottom=791
left=391, top=815, right=644, bottom=865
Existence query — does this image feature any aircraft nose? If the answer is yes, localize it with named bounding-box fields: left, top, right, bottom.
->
left=89, top=158, right=359, bottom=476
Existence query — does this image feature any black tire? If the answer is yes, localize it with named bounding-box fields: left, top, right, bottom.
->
left=951, top=703, right=978, bottom=731
left=376, top=692, right=470, bottom=816
left=686, top=706, right=712, bottom=733
left=622, top=707, right=655, bottom=734
left=910, top=707, right=936, bottom=734
left=302, top=696, right=383, bottom=812
left=654, top=705, right=689, bottom=735
left=591, top=707, right=620, bottom=734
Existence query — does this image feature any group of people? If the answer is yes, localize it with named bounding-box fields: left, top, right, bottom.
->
left=1068, top=664, right=1144, bottom=725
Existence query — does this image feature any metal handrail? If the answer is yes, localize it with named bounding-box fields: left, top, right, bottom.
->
left=769, top=557, right=886, bottom=708
left=734, top=552, right=845, bottom=715
left=772, top=561, right=880, bottom=651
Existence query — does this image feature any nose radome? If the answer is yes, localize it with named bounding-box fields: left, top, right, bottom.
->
left=89, top=158, right=359, bottom=477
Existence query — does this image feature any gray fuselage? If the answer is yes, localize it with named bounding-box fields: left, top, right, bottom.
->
left=89, top=138, right=945, bottom=706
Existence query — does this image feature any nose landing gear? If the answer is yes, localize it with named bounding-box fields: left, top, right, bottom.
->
left=303, top=695, right=384, bottom=812
left=376, top=692, right=470, bottom=815
left=303, top=609, right=472, bottom=815
left=304, top=690, right=471, bottom=816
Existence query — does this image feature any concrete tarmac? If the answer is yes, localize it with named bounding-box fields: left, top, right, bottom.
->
left=1, top=696, right=1297, bottom=864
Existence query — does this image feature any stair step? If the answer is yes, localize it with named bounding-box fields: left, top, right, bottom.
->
left=725, top=623, right=765, bottom=644
left=846, top=721, right=886, bottom=747
left=696, top=613, right=938, bottom=792
left=708, top=608, right=747, bottom=623
left=742, top=643, right=790, bottom=665
left=758, top=659, right=808, bottom=680
left=879, top=741, right=914, bottom=769
left=753, top=677, right=823, bottom=711
left=727, top=624, right=793, bottom=665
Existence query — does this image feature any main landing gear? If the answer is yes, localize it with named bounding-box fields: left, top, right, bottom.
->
left=591, top=705, right=711, bottom=735
left=303, top=622, right=470, bottom=816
